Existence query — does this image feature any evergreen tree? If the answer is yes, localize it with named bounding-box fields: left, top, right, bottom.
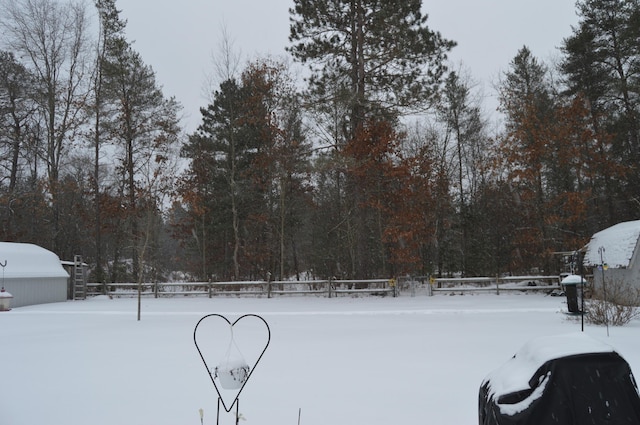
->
left=89, top=0, right=128, bottom=284
left=498, top=46, right=606, bottom=272
left=289, top=0, right=455, bottom=278
left=101, top=25, right=181, bottom=283
left=180, top=59, right=310, bottom=281
left=289, top=0, right=455, bottom=137
left=498, top=46, right=556, bottom=272
left=561, top=0, right=640, bottom=221
left=242, top=61, right=311, bottom=281
left=181, top=78, right=265, bottom=280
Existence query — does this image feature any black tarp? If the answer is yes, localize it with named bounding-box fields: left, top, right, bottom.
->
left=479, top=351, right=640, bottom=425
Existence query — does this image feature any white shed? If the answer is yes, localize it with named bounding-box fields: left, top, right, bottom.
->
left=583, top=220, right=640, bottom=290
left=0, top=242, right=69, bottom=308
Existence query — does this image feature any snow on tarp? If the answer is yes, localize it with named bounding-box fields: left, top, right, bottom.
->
left=483, top=333, right=614, bottom=404
left=479, top=333, right=640, bottom=425
left=583, top=220, right=640, bottom=268
left=0, top=242, right=69, bottom=279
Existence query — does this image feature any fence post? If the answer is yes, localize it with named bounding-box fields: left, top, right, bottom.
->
left=154, top=282, right=158, bottom=298
left=208, top=279, right=212, bottom=298
left=327, top=277, right=332, bottom=298
left=495, top=275, right=500, bottom=295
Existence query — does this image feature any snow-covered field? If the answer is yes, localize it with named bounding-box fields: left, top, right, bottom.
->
left=1, top=292, right=639, bottom=425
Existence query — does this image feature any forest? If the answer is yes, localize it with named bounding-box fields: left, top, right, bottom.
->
left=0, top=0, right=638, bottom=283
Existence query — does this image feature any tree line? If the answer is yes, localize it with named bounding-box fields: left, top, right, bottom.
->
left=0, top=0, right=637, bottom=283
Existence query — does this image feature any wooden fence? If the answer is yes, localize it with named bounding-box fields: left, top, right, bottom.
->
left=425, top=275, right=561, bottom=295
left=86, top=275, right=562, bottom=298
left=87, top=278, right=396, bottom=298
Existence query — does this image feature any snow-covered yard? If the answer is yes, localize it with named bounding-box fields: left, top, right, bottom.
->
left=1, top=293, right=639, bottom=425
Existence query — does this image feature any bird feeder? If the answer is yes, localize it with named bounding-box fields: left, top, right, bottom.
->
left=215, top=325, right=250, bottom=390
left=561, top=274, right=586, bottom=314
left=215, top=359, right=250, bottom=390
left=0, top=287, right=13, bottom=311
left=193, top=313, right=271, bottom=420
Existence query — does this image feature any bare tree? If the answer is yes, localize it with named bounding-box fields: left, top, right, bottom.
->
left=201, top=24, right=243, bottom=106
left=0, top=0, right=90, bottom=250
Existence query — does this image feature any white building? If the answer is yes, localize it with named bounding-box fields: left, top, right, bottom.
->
left=583, top=220, right=640, bottom=290
left=0, top=242, right=69, bottom=308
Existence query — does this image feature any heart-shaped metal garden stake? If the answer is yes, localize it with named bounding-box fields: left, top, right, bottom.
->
left=194, top=314, right=270, bottom=421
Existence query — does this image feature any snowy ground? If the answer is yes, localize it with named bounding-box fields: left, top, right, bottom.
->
left=1, top=292, right=639, bottom=425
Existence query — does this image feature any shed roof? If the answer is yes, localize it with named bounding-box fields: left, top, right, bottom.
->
left=0, top=242, right=69, bottom=279
left=583, top=220, right=640, bottom=268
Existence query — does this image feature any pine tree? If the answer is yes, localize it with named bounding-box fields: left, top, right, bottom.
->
left=498, top=47, right=556, bottom=272
left=90, top=0, right=127, bottom=284
left=242, top=61, right=311, bottom=281
left=561, top=0, right=640, bottom=221
left=289, top=0, right=455, bottom=137
left=180, top=59, right=310, bottom=281
left=181, top=76, right=266, bottom=280
left=100, top=25, right=181, bottom=283
left=289, top=0, right=454, bottom=278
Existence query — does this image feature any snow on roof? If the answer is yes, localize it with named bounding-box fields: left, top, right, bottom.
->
left=0, top=242, right=69, bottom=279
left=483, top=333, right=614, bottom=414
left=583, top=220, right=640, bottom=268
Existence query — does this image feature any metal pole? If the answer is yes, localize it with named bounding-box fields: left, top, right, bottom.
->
left=0, top=260, right=6, bottom=290
left=217, top=397, right=221, bottom=425
left=598, top=246, right=609, bottom=337
left=578, top=250, right=585, bottom=332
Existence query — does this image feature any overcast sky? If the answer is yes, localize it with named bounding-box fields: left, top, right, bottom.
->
left=117, top=0, right=579, bottom=132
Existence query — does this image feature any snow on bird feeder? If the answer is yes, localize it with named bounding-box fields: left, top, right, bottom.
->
left=561, top=274, right=586, bottom=286
left=215, top=359, right=250, bottom=389
left=215, top=326, right=250, bottom=390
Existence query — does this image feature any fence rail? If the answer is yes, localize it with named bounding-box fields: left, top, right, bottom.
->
left=87, top=278, right=397, bottom=298
left=86, top=275, right=563, bottom=298
left=426, top=275, right=561, bottom=295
